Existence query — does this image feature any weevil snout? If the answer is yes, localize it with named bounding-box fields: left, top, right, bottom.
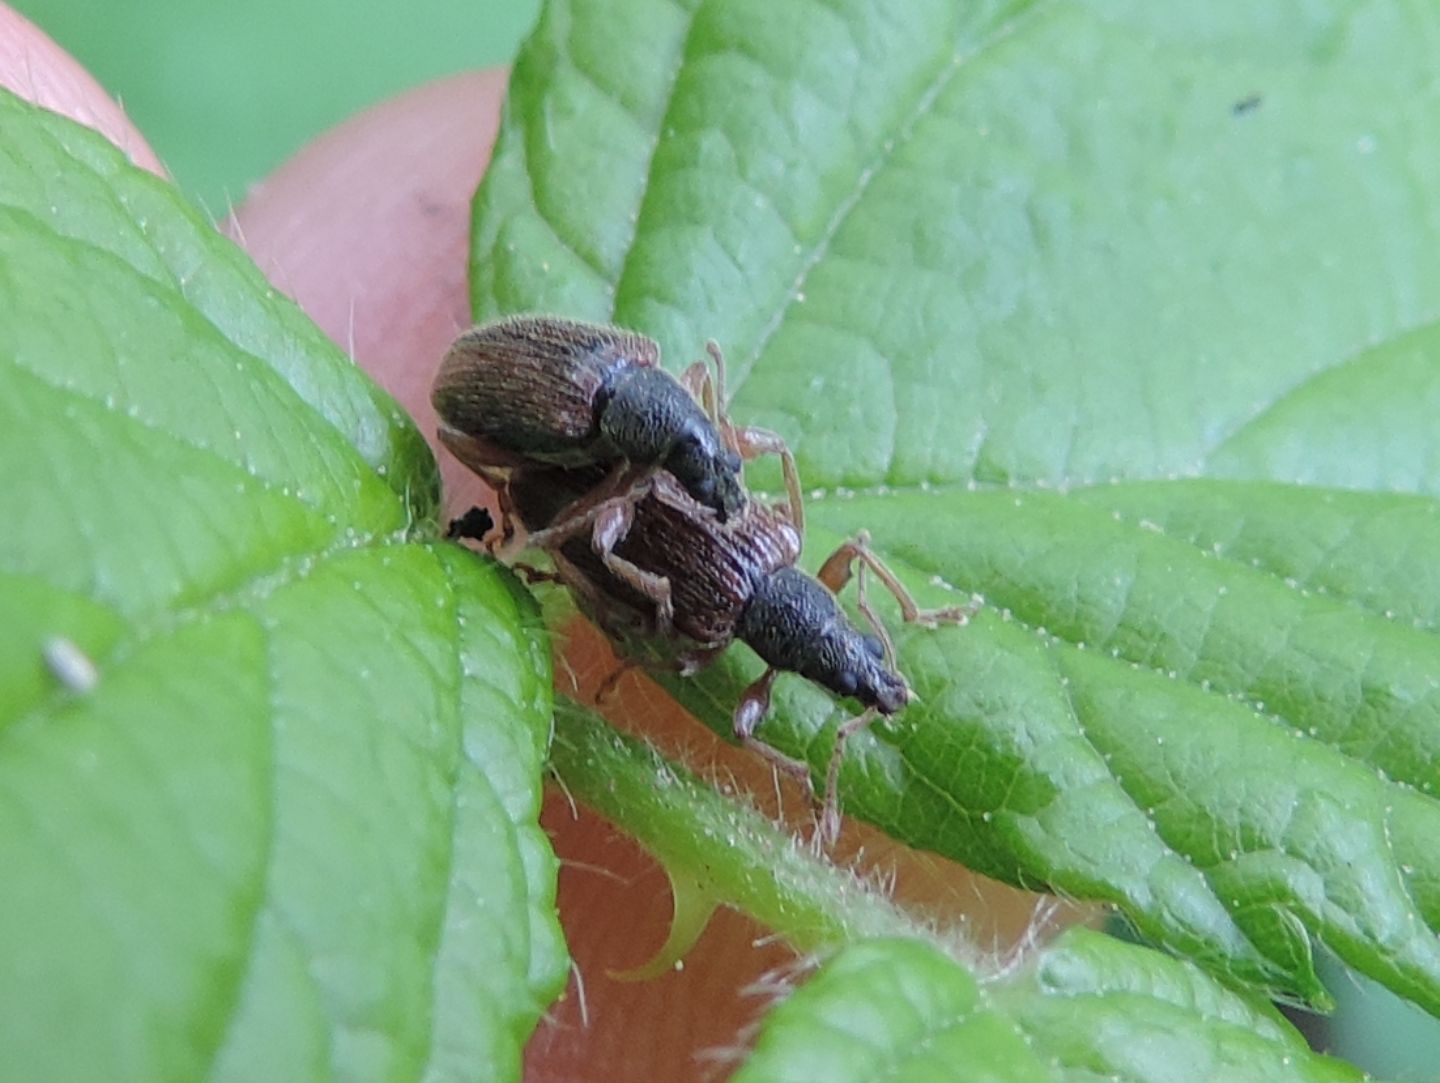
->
left=870, top=669, right=910, bottom=714
left=665, top=431, right=745, bottom=521
left=830, top=642, right=909, bottom=715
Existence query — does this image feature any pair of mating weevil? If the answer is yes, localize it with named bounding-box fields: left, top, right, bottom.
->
left=432, top=316, right=968, bottom=838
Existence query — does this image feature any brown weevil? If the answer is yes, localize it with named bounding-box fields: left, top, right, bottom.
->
left=432, top=316, right=801, bottom=544
left=437, top=318, right=968, bottom=839
left=476, top=461, right=970, bottom=841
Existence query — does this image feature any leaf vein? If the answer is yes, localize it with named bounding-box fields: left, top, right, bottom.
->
left=731, top=3, right=1047, bottom=401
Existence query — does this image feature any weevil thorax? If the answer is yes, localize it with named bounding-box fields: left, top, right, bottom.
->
left=599, top=367, right=745, bottom=520
left=737, top=567, right=909, bottom=714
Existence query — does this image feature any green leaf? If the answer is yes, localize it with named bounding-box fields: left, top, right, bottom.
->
left=738, top=939, right=1054, bottom=1083
left=553, top=705, right=1362, bottom=1082
left=470, top=0, right=1440, bottom=1017
left=0, top=90, right=564, bottom=1081
left=1010, top=929, right=1370, bottom=1083
left=734, top=933, right=1368, bottom=1083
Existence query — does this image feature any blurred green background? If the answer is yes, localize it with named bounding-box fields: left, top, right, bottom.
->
left=13, top=0, right=539, bottom=210
left=11, top=1, right=1440, bottom=1077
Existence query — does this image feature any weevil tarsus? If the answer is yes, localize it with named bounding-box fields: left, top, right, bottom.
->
left=676, top=643, right=725, bottom=678
left=594, top=654, right=644, bottom=705
left=512, top=562, right=563, bottom=585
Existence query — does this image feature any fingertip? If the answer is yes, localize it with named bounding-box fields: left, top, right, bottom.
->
left=531, top=793, right=795, bottom=1082
left=229, top=70, right=507, bottom=418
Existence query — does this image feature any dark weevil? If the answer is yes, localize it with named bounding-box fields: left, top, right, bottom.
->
left=432, top=315, right=802, bottom=544
left=455, top=458, right=971, bottom=841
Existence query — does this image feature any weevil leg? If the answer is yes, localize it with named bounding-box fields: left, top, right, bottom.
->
left=733, top=667, right=815, bottom=798
left=705, top=338, right=735, bottom=411
left=591, top=500, right=677, bottom=639
left=704, top=339, right=730, bottom=412
left=820, top=707, right=880, bottom=844
left=852, top=550, right=898, bottom=666
left=547, top=548, right=644, bottom=643
left=698, top=341, right=805, bottom=534
left=491, top=485, right=519, bottom=553
left=734, top=667, right=778, bottom=741
left=702, top=340, right=741, bottom=443
left=524, top=463, right=652, bottom=550
left=680, top=360, right=719, bottom=424
left=511, top=562, right=561, bottom=585
left=594, top=655, right=643, bottom=705
left=816, top=530, right=975, bottom=629
left=730, top=426, right=805, bottom=538
left=696, top=340, right=805, bottom=532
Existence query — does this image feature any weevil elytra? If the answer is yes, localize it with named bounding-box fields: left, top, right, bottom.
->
left=432, top=316, right=801, bottom=543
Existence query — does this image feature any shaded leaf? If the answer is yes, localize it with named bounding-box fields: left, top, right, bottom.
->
left=0, top=90, right=564, bottom=1081
left=737, top=935, right=1369, bottom=1083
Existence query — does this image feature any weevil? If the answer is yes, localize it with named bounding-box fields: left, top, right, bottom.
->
left=459, top=461, right=970, bottom=840
left=432, top=316, right=801, bottom=544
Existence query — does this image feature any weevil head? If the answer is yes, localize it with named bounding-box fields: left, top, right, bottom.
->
left=602, top=368, right=746, bottom=520
left=738, top=568, right=910, bottom=713
left=826, top=627, right=909, bottom=714
left=663, top=423, right=745, bottom=521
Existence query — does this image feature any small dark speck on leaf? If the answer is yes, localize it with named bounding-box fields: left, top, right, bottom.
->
left=1232, top=94, right=1262, bottom=116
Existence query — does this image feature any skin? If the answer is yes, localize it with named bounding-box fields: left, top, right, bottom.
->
left=4, top=13, right=1071, bottom=1078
